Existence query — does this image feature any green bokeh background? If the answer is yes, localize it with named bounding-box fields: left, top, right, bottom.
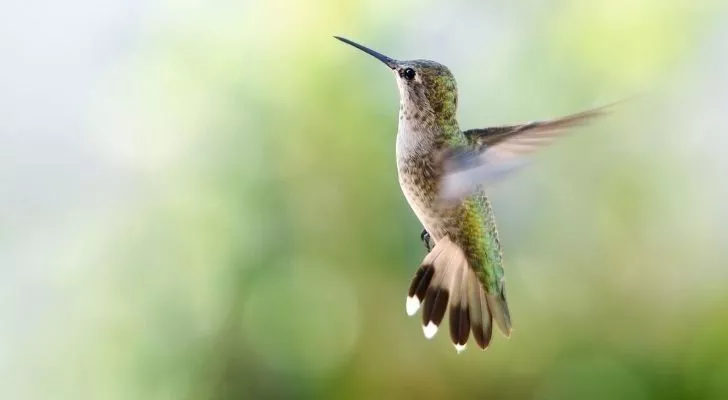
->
left=3, top=0, right=728, bottom=399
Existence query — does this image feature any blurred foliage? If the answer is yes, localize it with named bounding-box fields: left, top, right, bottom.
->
left=4, top=0, right=728, bottom=399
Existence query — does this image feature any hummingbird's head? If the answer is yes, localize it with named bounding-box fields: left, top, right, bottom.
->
left=335, top=37, right=458, bottom=125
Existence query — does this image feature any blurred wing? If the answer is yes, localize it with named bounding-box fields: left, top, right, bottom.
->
left=440, top=102, right=618, bottom=201
left=439, top=147, right=529, bottom=202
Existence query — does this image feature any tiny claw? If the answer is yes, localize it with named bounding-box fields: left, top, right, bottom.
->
left=420, top=229, right=432, bottom=253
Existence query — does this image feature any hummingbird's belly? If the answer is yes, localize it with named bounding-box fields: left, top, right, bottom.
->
left=397, top=153, right=504, bottom=294
left=397, top=160, right=459, bottom=242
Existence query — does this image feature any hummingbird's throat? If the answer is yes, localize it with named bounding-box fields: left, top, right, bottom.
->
left=396, top=77, right=458, bottom=128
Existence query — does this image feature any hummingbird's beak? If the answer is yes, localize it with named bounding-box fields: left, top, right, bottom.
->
left=334, top=36, right=398, bottom=69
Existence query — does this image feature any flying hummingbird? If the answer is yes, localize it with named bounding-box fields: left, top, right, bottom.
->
left=335, top=36, right=614, bottom=353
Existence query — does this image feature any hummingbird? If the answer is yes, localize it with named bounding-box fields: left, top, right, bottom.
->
left=335, top=36, right=614, bottom=353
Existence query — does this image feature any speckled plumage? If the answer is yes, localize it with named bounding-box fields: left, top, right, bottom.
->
left=397, top=149, right=506, bottom=296
left=335, top=36, right=614, bottom=350
left=395, top=60, right=505, bottom=295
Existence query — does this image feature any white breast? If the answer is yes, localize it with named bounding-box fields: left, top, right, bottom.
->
left=396, top=125, right=445, bottom=238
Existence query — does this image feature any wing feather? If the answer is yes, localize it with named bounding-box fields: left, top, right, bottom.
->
left=440, top=101, right=622, bottom=201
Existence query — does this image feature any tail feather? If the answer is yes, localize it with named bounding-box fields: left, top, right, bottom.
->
left=487, top=279, right=512, bottom=337
left=468, top=270, right=493, bottom=349
left=405, top=236, right=510, bottom=352
left=449, top=263, right=471, bottom=352
left=422, top=284, right=449, bottom=338
left=420, top=248, right=457, bottom=339
left=406, top=264, right=433, bottom=315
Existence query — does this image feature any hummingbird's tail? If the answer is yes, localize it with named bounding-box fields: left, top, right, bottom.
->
left=405, top=236, right=511, bottom=352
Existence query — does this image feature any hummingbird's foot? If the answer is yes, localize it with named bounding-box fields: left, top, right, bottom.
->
left=420, top=229, right=432, bottom=253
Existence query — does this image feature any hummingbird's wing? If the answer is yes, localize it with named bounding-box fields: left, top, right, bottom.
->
left=440, top=103, right=617, bottom=202
left=462, top=104, right=613, bottom=151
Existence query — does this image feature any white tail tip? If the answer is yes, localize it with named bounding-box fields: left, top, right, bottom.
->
left=454, top=343, right=467, bottom=354
left=423, top=321, right=438, bottom=339
left=406, top=296, right=420, bottom=316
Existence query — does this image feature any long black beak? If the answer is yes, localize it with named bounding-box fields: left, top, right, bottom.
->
left=334, top=36, right=398, bottom=69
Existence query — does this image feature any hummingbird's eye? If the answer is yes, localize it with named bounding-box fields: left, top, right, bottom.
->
left=402, top=68, right=416, bottom=80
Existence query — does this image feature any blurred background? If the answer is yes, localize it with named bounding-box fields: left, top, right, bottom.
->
left=3, top=0, right=728, bottom=398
